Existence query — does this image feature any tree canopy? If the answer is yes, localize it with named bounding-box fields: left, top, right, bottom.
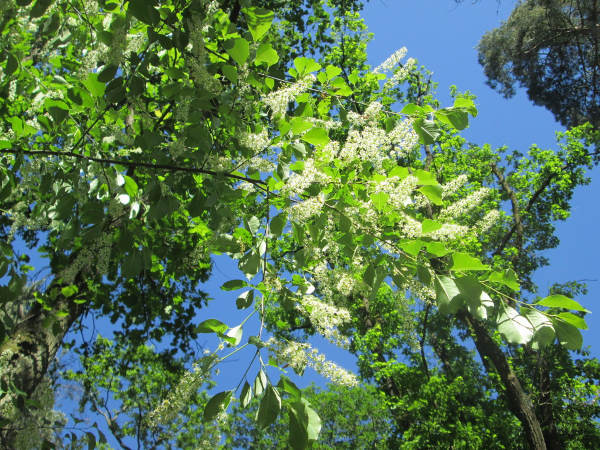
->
left=478, top=0, right=600, bottom=128
left=0, top=1, right=598, bottom=449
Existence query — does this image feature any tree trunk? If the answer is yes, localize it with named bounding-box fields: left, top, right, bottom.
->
left=0, top=278, right=86, bottom=447
left=458, top=310, right=547, bottom=450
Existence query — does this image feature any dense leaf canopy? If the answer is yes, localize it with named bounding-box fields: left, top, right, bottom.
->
left=0, top=0, right=598, bottom=449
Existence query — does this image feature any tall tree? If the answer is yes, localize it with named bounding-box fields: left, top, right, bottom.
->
left=478, top=0, right=600, bottom=128
left=0, top=1, right=595, bottom=449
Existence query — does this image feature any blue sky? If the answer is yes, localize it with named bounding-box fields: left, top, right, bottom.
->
left=50, top=0, right=600, bottom=445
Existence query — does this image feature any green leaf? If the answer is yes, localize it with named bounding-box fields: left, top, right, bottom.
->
left=400, top=239, right=424, bottom=256
left=270, top=213, right=286, bottom=237
left=289, top=398, right=321, bottom=449
left=401, top=103, right=424, bottom=115
left=325, top=65, right=342, bottom=80
left=497, top=305, right=534, bottom=344
left=370, top=192, right=388, bottom=211
left=277, top=376, right=301, bottom=400
left=128, top=0, right=159, bottom=26
left=83, top=73, right=106, bottom=98
left=453, top=97, right=478, bottom=116
left=203, top=391, right=233, bottom=422
left=123, top=176, right=138, bottom=197
left=247, top=216, right=261, bottom=235
left=301, top=127, right=329, bottom=148
left=418, top=185, right=442, bottom=205
left=97, top=65, right=118, bottom=83
left=451, top=252, right=490, bottom=271
left=425, top=241, right=451, bottom=257
left=61, top=285, right=79, bottom=298
left=240, top=381, right=252, bottom=408
left=254, top=43, right=279, bottom=66
left=413, top=169, right=438, bottom=186
left=239, top=251, right=261, bottom=279
left=253, top=369, right=267, bottom=396
left=221, top=64, right=238, bottom=83
left=30, top=0, right=53, bottom=18
left=414, top=118, right=442, bottom=144
left=221, top=280, right=247, bottom=291
left=5, top=54, right=18, bottom=75
left=226, top=324, right=243, bottom=346
left=256, top=384, right=281, bottom=429
left=294, top=57, right=321, bottom=76
left=224, top=38, right=250, bottom=66
left=487, top=269, right=520, bottom=291
left=556, top=312, right=587, bottom=330
left=421, top=219, right=442, bottom=233
left=85, top=431, right=96, bottom=450
left=553, top=318, right=583, bottom=350
left=436, top=107, right=469, bottom=130
left=45, top=99, right=69, bottom=124
left=290, top=117, right=313, bottom=134
left=243, top=7, right=274, bottom=41
left=236, top=290, right=255, bottom=309
left=524, top=308, right=555, bottom=349
left=434, top=275, right=463, bottom=314
left=536, top=294, right=589, bottom=312
left=196, top=319, right=228, bottom=334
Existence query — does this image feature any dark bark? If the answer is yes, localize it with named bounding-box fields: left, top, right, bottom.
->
left=458, top=310, right=547, bottom=450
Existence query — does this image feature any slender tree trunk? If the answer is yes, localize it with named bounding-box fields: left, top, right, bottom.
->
left=458, top=310, right=547, bottom=450
left=0, top=278, right=86, bottom=446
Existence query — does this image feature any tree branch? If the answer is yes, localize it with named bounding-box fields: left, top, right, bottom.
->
left=0, top=148, right=267, bottom=188
left=491, top=162, right=524, bottom=259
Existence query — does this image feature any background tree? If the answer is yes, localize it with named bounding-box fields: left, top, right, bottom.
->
left=477, top=0, right=600, bottom=129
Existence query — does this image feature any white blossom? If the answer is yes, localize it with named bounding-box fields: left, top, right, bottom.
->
left=439, top=187, right=491, bottom=220
left=288, top=194, right=325, bottom=223
left=373, top=47, right=408, bottom=73
left=267, top=338, right=358, bottom=387
left=148, top=354, right=217, bottom=427
left=297, top=295, right=351, bottom=347
left=442, top=174, right=468, bottom=198
left=263, top=75, right=315, bottom=119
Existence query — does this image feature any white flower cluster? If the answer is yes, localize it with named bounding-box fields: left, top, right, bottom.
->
left=428, top=223, right=470, bottom=240
left=297, top=295, right=351, bottom=348
left=442, top=174, right=468, bottom=198
left=474, top=209, right=501, bottom=233
left=282, top=158, right=331, bottom=196
left=384, top=57, right=416, bottom=89
left=338, top=106, right=418, bottom=170
left=439, top=187, right=491, bottom=220
left=339, top=124, right=388, bottom=169
left=60, top=232, right=112, bottom=283
left=267, top=338, right=358, bottom=387
left=263, top=75, right=316, bottom=119
left=335, top=272, right=356, bottom=296
left=372, top=175, right=418, bottom=209
left=244, top=155, right=275, bottom=173
left=240, top=129, right=270, bottom=152
left=288, top=194, right=325, bottom=223
left=387, top=119, right=419, bottom=159
left=148, top=354, right=217, bottom=427
left=373, top=47, right=408, bottom=74
left=187, top=15, right=221, bottom=94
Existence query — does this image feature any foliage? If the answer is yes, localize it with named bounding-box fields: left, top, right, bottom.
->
left=0, top=0, right=597, bottom=449
left=478, top=0, right=600, bottom=129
